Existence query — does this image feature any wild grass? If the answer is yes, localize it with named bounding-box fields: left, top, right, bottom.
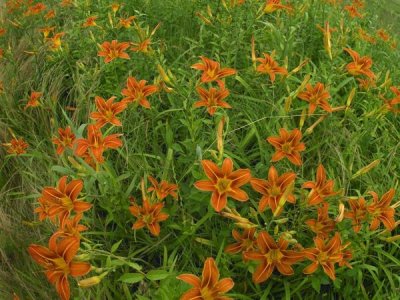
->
left=1, top=0, right=400, bottom=299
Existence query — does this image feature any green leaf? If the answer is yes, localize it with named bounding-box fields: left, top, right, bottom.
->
left=119, top=273, right=145, bottom=284
left=111, top=240, right=123, bottom=253
left=145, top=270, right=170, bottom=281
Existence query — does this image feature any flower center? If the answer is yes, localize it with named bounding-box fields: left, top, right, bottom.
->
left=266, top=249, right=283, bottom=264
left=61, top=196, right=74, bottom=211
left=215, top=177, right=232, bottom=194
left=281, top=143, right=292, bottom=154
left=52, top=257, right=70, bottom=274
left=270, top=185, right=281, bottom=197
left=317, top=251, right=329, bottom=263
left=143, top=214, right=154, bottom=224
left=105, top=110, right=114, bottom=120
left=200, top=287, right=214, bottom=300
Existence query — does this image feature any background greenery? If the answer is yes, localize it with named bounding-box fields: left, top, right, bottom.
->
left=1, top=0, right=400, bottom=299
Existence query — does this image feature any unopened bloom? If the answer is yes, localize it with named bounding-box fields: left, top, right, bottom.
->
left=194, top=158, right=251, bottom=212
left=177, top=257, right=234, bottom=300
left=267, top=128, right=305, bottom=166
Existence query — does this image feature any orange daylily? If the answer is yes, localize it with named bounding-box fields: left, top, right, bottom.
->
left=191, top=56, right=237, bottom=83
left=41, top=176, right=92, bottom=227
left=3, top=137, right=29, bottom=155
left=297, top=82, right=332, bottom=114
left=344, top=5, right=362, bottom=18
left=194, top=83, right=231, bottom=116
left=263, top=0, right=293, bottom=14
left=60, top=0, right=73, bottom=7
left=256, top=53, right=288, bottom=83
left=377, top=29, right=390, bottom=41
left=35, top=196, right=56, bottom=222
left=266, top=128, right=305, bottom=166
left=225, top=228, right=257, bottom=261
left=119, top=16, right=136, bottom=28
left=344, top=48, right=375, bottom=79
left=0, top=28, right=6, bottom=36
left=75, top=124, right=123, bottom=163
left=45, top=9, right=56, bottom=20
left=357, top=78, right=376, bottom=91
left=303, top=232, right=350, bottom=280
left=302, top=164, right=338, bottom=206
left=177, top=257, right=234, bottom=300
left=82, top=16, right=98, bottom=27
left=49, top=214, right=88, bottom=244
left=48, top=32, right=65, bottom=51
left=0, top=48, right=3, bottom=59
left=121, top=76, right=158, bottom=108
left=24, top=91, right=42, bottom=109
left=111, top=3, right=120, bottom=13
left=39, top=26, right=55, bottom=38
left=90, top=96, right=127, bottom=128
left=194, top=158, right=252, bottom=212
left=305, top=202, right=336, bottom=238
left=131, top=39, right=151, bottom=53
left=244, top=231, right=304, bottom=283
left=345, top=197, right=367, bottom=233
left=98, top=40, right=130, bottom=63
left=24, top=3, right=47, bottom=16
left=129, top=198, right=169, bottom=236
left=147, top=176, right=178, bottom=201
left=367, top=189, right=397, bottom=231
left=52, top=127, right=76, bottom=155
left=358, top=28, right=376, bottom=44
left=28, top=237, right=91, bottom=300
left=383, top=86, right=400, bottom=113
left=250, top=166, right=296, bottom=215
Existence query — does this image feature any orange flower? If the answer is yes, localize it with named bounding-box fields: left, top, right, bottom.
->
left=256, top=53, right=288, bottom=83
left=0, top=28, right=6, bottom=36
left=305, top=202, right=336, bottom=238
left=357, top=78, right=376, bottom=91
left=266, top=128, right=305, bottom=166
left=60, top=0, right=73, bottom=7
left=121, top=76, right=158, bottom=108
left=376, top=29, right=390, bottom=42
left=82, top=16, right=98, bottom=28
left=302, top=164, right=337, bottom=206
left=263, top=0, right=293, bottom=14
left=345, top=197, right=367, bottom=233
left=129, top=198, right=169, bottom=236
left=24, top=91, right=42, bottom=109
left=383, top=86, right=400, bottom=113
left=75, top=124, right=123, bottom=163
left=250, top=165, right=296, bottom=214
left=28, top=237, right=91, bottom=300
left=49, top=214, right=88, bottom=244
left=35, top=196, right=56, bottom=222
left=25, top=3, right=47, bottom=16
left=39, top=26, right=55, bottom=38
left=44, top=9, right=56, bottom=20
left=90, top=96, right=127, bottom=128
left=111, top=3, right=120, bottom=13
left=191, top=56, right=237, bottom=83
left=358, top=28, right=376, bottom=44
left=194, top=84, right=231, bottom=116
left=297, top=82, right=332, bottom=114
left=41, top=176, right=92, bottom=226
left=225, top=228, right=257, bottom=260
left=98, top=40, right=130, bottom=63
left=177, top=257, right=234, bottom=300
left=131, top=39, right=151, bottom=53
left=3, top=137, right=28, bottom=155
left=48, top=32, right=65, bottom=50
left=147, top=176, right=178, bottom=201
left=0, top=48, right=3, bottom=59
left=194, top=158, right=251, bottom=212
left=344, top=5, right=362, bottom=18
left=244, top=231, right=304, bottom=283
left=303, top=232, right=349, bottom=280
left=119, top=16, right=136, bottom=28
left=52, top=127, right=76, bottom=155
left=367, top=189, right=396, bottom=231
left=344, top=48, right=375, bottom=79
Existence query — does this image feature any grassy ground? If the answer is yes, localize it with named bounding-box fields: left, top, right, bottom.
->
left=1, top=0, right=400, bottom=299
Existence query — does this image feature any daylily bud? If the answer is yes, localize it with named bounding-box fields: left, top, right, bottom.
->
left=335, top=202, right=345, bottom=222
left=351, top=159, right=380, bottom=179
left=78, top=276, right=102, bottom=288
